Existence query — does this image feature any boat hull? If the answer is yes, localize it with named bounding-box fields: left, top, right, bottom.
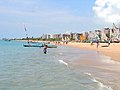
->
left=23, top=44, right=43, bottom=47
left=23, top=44, right=57, bottom=48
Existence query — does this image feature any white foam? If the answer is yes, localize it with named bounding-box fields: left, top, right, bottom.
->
left=59, top=53, right=63, bottom=55
left=100, top=55, right=120, bottom=65
left=102, top=59, right=120, bottom=65
left=58, top=60, right=70, bottom=70
left=59, top=60, right=68, bottom=66
left=84, top=72, right=92, bottom=76
left=84, top=72, right=113, bottom=90
left=91, top=78, right=113, bottom=90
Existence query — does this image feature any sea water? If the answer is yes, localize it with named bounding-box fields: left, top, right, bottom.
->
left=0, top=40, right=119, bottom=90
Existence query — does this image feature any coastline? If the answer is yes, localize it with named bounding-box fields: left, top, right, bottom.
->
left=18, top=40, right=120, bottom=62
left=61, top=42, right=120, bottom=62
left=13, top=40, right=120, bottom=89
left=63, top=42, right=120, bottom=90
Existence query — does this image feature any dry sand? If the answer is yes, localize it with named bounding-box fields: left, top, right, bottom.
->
left=63, top=42, right=120, bottom=62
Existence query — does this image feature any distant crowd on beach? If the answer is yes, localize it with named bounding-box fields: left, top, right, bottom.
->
left=52, top=38, right=112, bottom=49
left=90, top=38, right=111, bottom=48
left=54, top=41, right=69, bottom=45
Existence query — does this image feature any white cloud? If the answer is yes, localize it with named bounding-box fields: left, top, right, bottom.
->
left=93, top=0, right=120, bottom=23
left=0, top=1, right=86, bottom=24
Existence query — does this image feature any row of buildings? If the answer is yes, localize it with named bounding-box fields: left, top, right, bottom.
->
left=41, top=23, right=120, bottom=42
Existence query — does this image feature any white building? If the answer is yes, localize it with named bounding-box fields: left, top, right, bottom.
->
left=51, top=34, right=61, bottom=39
left=110, top=23, right=120, bottom=41
left=42, top=34, right=51, bottom=39
left=88, top=31, right=95, bottom=40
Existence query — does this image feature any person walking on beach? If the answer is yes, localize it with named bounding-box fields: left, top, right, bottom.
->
left=90, top=40, right=93, bottom=45
left=43, top=44, right=47, bottom=54
left=96, top=40, right=99, bottom=48
left=108, top=38, right=111, bottom=46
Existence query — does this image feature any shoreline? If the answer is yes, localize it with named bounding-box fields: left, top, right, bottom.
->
left=60, top=42, right=120, bottom=62
left=15, top=40, right=120, bottom=89
left=17, top=40, right=120, bottom=62
left=63, top=42, right=120, bottom=90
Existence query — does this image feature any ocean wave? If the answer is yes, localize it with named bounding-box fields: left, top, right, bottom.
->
left=84, top=72, right=113, bottom=90
left=91, top=78, right=113, bottom=90
left=59, top=53, right=63, bottom=55
left=84, top=72, right=92, bottom=76
left=59, top=60, right=68, bottom=66
left=102, top=59, right=120, bottom=65
left=58, top=60, right=69, bottom=70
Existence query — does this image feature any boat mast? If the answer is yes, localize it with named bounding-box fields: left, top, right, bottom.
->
left=24, top=25, right=29, bottom=44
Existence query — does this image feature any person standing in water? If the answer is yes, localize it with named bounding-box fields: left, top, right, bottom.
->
left=43, top=44, right=47, bottom=54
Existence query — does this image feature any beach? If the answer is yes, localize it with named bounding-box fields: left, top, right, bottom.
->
left=1, top=40, right=120, bottom=90
left=63, top=42, right=120, bottom=62
left=61, top=42, right=120, bottom=90
left=2, top=40, right=114, bottom=90
left=21, top=40, right=120, bottom=62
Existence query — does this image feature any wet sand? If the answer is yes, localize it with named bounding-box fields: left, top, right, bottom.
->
left=62, top=43, right=120, bottom=90
left=64, top=42, right=120, bottom=90
left=50, top=41, right=120, bottom=90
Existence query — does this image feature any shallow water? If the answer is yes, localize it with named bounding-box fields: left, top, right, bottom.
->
left=0, top=40, right=120, bottom=90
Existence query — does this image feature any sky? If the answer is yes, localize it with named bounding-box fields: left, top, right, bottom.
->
left=0, top=0, right=120, bottom=38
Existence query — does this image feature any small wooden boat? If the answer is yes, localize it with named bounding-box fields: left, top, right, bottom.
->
left=23, top=43, right=57, bottom=48
left=23, top=25, right=57, bottom=48
left=46, top=44, right=57, bottom=48
left=23, top=44, right=43, bottom=47
left=2, top=38, right=11, bottom=41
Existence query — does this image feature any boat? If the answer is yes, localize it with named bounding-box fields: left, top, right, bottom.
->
left=2, top=38, right=11, bottom=41
left=23, top=25, right=57, bottom=48
left=4, top=39, right=11, bottom=41
left=23, top=43, right=57, bottom=48
left=23, top=44, right=43, bottom=47
left=46, top=44, right=57, bottom=48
